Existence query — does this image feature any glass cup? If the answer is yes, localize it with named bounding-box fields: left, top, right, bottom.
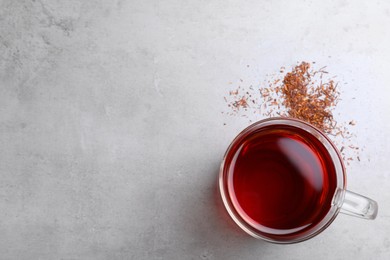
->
left=219, top=117, right=378, bottom=244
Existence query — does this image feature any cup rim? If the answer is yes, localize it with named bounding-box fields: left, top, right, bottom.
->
left=219, top=117, right=346, bottom=244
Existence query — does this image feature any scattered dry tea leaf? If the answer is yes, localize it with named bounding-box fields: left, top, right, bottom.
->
left=224, top=61, right=360, bottom=164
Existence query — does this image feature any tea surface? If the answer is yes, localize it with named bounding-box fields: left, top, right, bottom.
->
left=227, top=126, right=337, bottom=236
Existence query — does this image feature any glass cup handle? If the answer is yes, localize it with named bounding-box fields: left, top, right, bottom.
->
left=340, top=190, right=378, bottom=220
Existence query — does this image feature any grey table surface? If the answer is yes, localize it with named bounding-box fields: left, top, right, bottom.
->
left=1, top=0, right=390, bottom=259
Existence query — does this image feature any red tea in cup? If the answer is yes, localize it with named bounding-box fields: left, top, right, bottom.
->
left=219, top=118, right=378, bottom=243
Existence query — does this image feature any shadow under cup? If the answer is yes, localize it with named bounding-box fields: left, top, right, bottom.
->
left=219, top=118, right=377, bottom=244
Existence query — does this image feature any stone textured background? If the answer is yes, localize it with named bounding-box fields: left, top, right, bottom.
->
left=1, top=0, right=390, bottom=259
